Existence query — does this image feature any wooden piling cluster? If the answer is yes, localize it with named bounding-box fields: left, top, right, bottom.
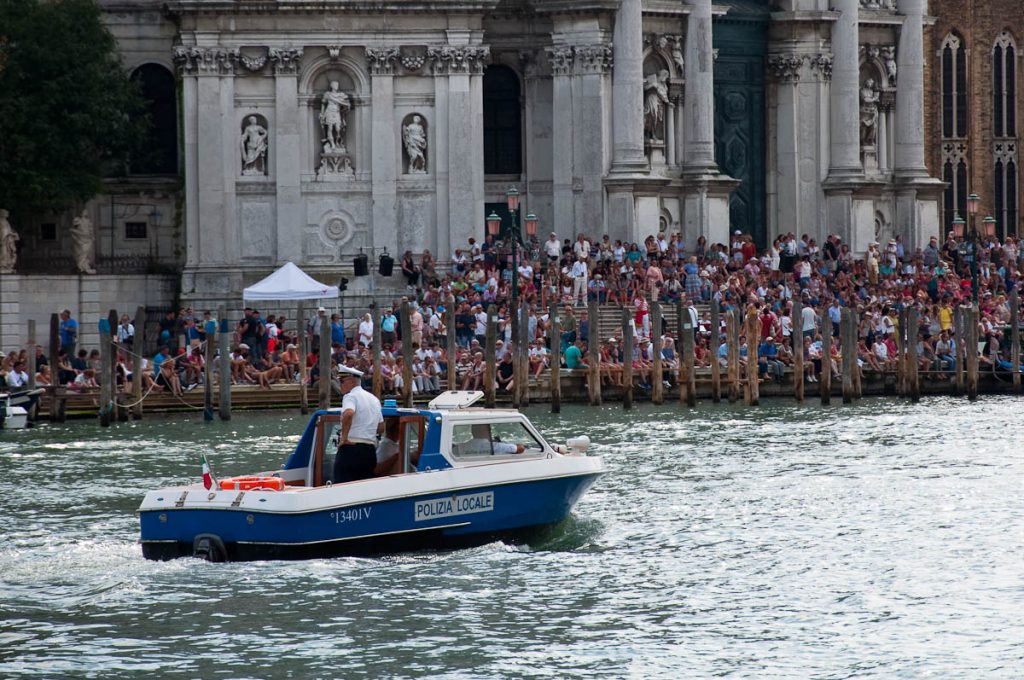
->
left=25, top=292, right=1024, bottom=424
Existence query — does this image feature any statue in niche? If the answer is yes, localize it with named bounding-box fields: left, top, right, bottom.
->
left=319, top=81, right=351, bottom=153
left=71, top=210, right=96, bottom=274
left=403, top=115, right=427, bottom=174
left=860, top=78, right=880, bottom=147
left=240, top=115, right=269, bottom=176
left=643, top=70, right=670, bottom=143
left=0, top=209, right=18, bottom=273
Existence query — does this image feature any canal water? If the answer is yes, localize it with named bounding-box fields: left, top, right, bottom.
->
left=1, top=398, right=1021, bottom=678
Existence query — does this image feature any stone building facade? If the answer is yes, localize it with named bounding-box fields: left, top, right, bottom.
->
left=924, top=0, right=1021, bottom=239
left=0, top=0, right=946, bottom=345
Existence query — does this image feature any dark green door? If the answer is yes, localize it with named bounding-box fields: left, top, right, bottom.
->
left=713, top=1, right=769, bottom=248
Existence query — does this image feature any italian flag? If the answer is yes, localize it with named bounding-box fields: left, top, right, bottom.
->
left=202, top=453, right=218, bottom=490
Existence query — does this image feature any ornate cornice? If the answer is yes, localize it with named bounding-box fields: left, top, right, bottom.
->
left=173, top=46, right=238, bottom=76
left=366, top=46, right=400, bottom=76
left=269, top=48, right=304, bottom=75
left=427, top=44, right=490, bottom=75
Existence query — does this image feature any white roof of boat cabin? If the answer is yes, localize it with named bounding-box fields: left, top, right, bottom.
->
left=428, top=391, right=484, bottom=409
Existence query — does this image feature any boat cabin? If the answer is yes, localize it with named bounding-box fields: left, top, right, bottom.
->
left=276, top=391, right=556, bottom=487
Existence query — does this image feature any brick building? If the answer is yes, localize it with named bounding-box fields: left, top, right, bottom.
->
left=925, top=0, right=1021, bottom=239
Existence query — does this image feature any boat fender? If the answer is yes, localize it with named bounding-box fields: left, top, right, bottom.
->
left=193, top=534, right=227, bottom=562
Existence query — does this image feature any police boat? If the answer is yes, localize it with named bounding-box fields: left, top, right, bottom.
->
left=139, top=391, right=605, bottom=561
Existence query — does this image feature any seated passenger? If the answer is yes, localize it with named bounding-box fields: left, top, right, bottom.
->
left=374, top=418, right=401, bottom=475
left=461, top=424, right=525, bottom=455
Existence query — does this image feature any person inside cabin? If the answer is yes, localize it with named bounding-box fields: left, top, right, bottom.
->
left=461, top=424, right=525, bottom=456
left=374, top=418, right=402, bottom=476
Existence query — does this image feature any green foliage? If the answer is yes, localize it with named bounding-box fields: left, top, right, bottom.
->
left=0, top=0, right=147, bottom=219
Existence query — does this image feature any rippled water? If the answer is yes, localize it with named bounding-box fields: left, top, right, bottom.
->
left=1, top=398, right=1022, bottom=678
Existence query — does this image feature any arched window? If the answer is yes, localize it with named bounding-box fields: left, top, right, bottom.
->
left=483, top=65, right=522, bottom=175
left=132, top=64, right=178, bottom=175
left=941, top=33, right=967, bottom=139
left=993, top=32, right=1017, bottom=138
left=942, top=151, right=968, bottom=231
left=994, top=157, right=1018, bottom=239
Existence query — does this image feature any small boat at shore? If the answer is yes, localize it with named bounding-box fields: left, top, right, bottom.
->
left=0, top=389, right=41, bottom=429
left=139, top=391, right=606, bottom=561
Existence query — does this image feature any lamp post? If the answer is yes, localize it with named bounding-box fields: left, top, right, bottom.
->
left=966, top=192, right=980, bottom=302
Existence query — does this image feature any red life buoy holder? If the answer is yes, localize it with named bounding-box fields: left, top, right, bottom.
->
left=218, top=476, right=286, bottom=492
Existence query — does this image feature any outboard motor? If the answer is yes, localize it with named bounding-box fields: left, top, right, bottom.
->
left=192, top=534, right=228, bottom=562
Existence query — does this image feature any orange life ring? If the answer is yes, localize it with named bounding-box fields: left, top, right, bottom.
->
left=218, top=476, right=286, bottom=491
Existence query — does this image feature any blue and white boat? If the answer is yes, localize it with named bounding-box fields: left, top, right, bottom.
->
left=139, top=391, right=605, bottom=561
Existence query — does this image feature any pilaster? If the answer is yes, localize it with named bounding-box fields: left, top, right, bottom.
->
left=828, top=0, right=862, bottom=179
left=367, top=47, right=399, bottom=257
left=548, top=46, right=576, bottom=233
left=610, top=0, right=647, bottom=173
left=270, top=47, right=304, bottom=264
left=682, top=0, right=717, bottom=171
left=0, top=275, right=20, bottom=351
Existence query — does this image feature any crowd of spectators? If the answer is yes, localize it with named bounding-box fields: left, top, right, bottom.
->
left=4, top=225, right=1021, bottom=397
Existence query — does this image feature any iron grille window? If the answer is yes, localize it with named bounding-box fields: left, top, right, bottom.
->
left=40, top=223, right=56, bottom=241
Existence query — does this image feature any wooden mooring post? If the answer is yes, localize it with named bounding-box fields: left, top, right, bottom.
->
left=820, top=317, right=832, bottom=405
left=372, top=306, right=383, bottom=399
left=896, top=308, right=907, bottom=397
left=621, top=308, right=633, bottom=410
left=953, top=306, right=965, bottom=396
left=399, top=301, right=413, bottom=407
left=588, top=300, right=601, bottom=405
left=49, top=312, right=66, bottom=422
left=852, top=309, right=863, bottom=399
left=318, top=314, right=331, bottom=409
left=906, top=306, right=920, bottom=402
left=107, top=310, right=119, bottom=421
left=98, top=311, right=113, bottom=427
left=297, top=301, right=309, bottom=413
left=218, top=306, right=231, bottom=420
left=678, top=301, right=696, bottom=407
left=203, top=316, right=216, bottom=421
left=26, top=320, right=36, bottom=391
left=518, top=299, right=530, bottom=408
left=549, top=300, right=561, bottom=413
left=727, top=310, right=740, bottom=403
left=966, top=305, right=979, bottom=401
left=710, top=303, right=721, bottom=403
left=1011, top=289, right=1021, bottom=392
left=744, top=306, right=759, bottom=406
left=841, top=308, right=854, bottom=404
left=650, top=300, right=664, bottom=404
left=792, top=299, right=804, bottom=402
left=132, top=306, right=145, bottom=419
left=484, top=304, right=497, bottom=408
left=446, top=297, right=457, bottom=391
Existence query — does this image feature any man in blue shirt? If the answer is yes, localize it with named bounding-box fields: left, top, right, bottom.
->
left=564, top=338, right=587, bottom=369
left=152, top=346, right=171, bottom=378
left=331, top=313, right=346, bottom=347
left=59, top=309, right=78, bottom=355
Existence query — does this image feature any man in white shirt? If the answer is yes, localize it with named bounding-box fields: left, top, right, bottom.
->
left=570, top=255, right=589, bottom=306
left=7, top=361, right=29, bottom=388
left=334, top=365, right=384, bottom=483
left=573, top=234, right=591, bottom=261
left=460, top=424, right=524, bottom=455
left=544, top=233, right=561, bottom=262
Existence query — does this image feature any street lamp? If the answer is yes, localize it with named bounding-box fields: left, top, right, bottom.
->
left=966, top=192, right=981, bottom=302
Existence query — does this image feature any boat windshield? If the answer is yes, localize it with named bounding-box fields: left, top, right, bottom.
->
left=450, top=422, right=544, bottom=459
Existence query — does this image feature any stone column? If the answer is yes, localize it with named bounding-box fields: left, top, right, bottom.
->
left=828, top=0, right=861, bottom=177
left=665, top=99, right=676, bottom=167
left=174, top=48, right=201, bottom=269
left=432, top=60, right=451, bottom=259
left=547, top=46, right=576, bottom=232
left=575, top=44, right=613, bottom=232
left=270, top=48, right=304, bottom=264
left=190, top=47, right=233, bottom=266
left=610, top=0, right=647, bottom=172
left=894, top=0, right=927, bottom=177
left=683, top=0, right=717, bottom=171
left=367, top=48, right=399, bottom=257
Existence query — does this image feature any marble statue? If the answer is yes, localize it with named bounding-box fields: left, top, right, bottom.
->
left=643, top=70, right=670, bottom=143
left=71, top=210, right=96, bottom=274
left=240, top=115, right=268, bottom=176
left=860, top=79, right=880, bottom=147
left=403, top=115, right=427, bottom=174
left=319, top=81, right=351, bottom=153
left=0, top=209, right=18, bottom=273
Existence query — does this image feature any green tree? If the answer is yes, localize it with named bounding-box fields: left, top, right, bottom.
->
left=0, top=0, right=147, bottom=220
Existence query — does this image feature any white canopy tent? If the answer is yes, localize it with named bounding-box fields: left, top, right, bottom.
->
left=242, top=261, right=339, bottom=301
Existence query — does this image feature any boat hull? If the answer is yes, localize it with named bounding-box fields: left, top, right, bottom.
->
left=140, top=469, right=602, bottom=561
